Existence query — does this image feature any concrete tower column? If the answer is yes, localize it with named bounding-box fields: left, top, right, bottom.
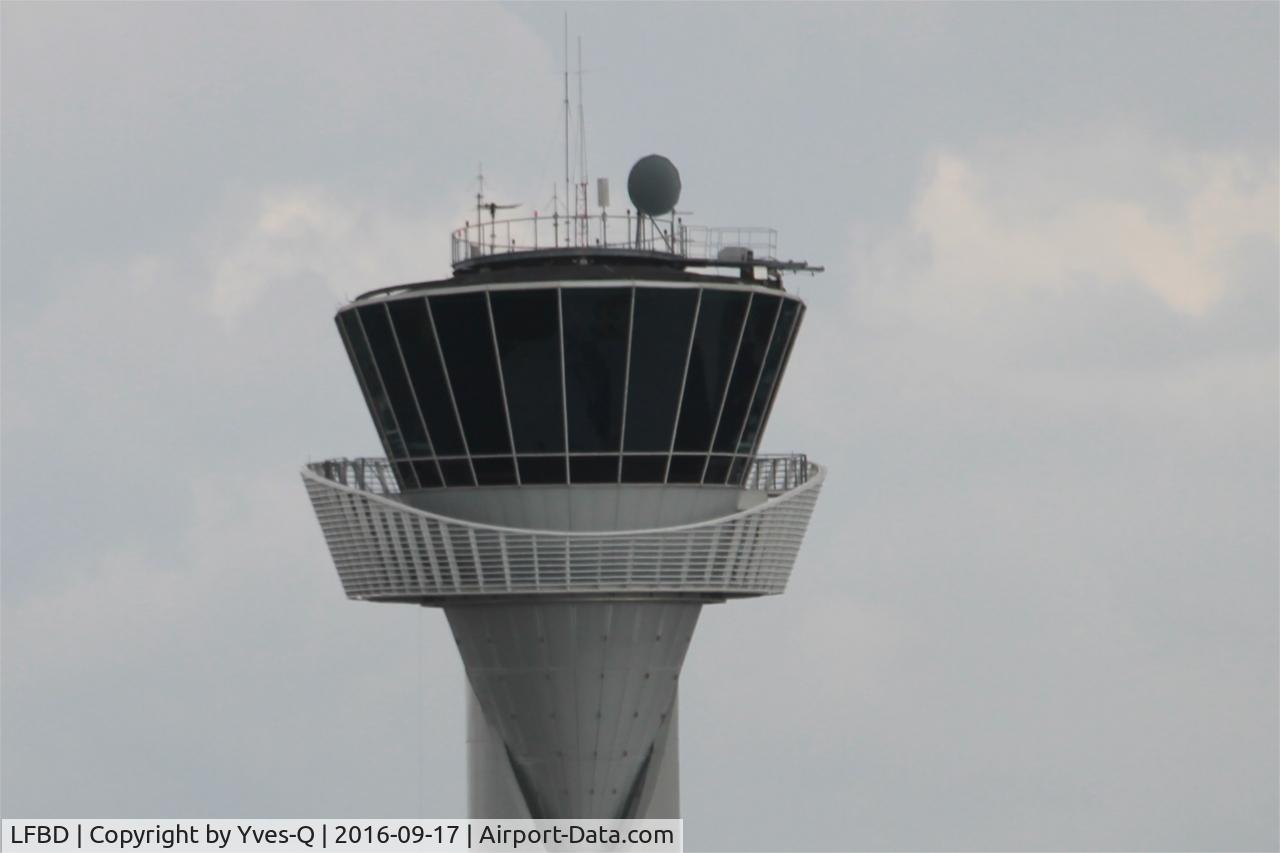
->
left=448, top=600, right=699, bottom=819
left=466, top=683, right=681, bottom=819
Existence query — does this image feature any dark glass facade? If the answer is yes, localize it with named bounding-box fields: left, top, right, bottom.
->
left=339, top=283, right=804, bottom=489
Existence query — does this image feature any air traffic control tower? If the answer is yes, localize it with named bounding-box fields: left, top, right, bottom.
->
left=303, top=155, right=825, bottom=819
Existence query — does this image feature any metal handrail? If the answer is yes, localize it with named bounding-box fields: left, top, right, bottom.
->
left=310, top=453, right=810, bottom=496
left=740, top=454, right=811, bottom=493
left=302, top=456, right=824, bottom=598
left=451, top=212, right=778, bottom=268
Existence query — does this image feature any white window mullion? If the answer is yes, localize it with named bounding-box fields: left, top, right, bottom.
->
left=557, top=286, right=570, bottom=483
left=423, top=297, right=478, bottom=486
left=701, top=293, right=753, bottom=483
left=728, top=297, right=785, bottom=472
left=747, top=303, right=804, bottom=460
left=664, top=289, right=704, bottom=484
left=383, top=302, right=445, bottom=487
left=484, top=291, right=521, bottom=485
left=616, top=287, right=636, bottom=483
left=353, top=308, right=420, bottom=489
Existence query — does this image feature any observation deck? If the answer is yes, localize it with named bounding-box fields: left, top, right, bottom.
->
left=302, top=454, right=824, bottom=603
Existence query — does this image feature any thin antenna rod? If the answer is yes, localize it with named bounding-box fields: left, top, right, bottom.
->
left=475, top=163, right=484, bottom=246
left=577, top=37, right=587, bottom=189
left=577, top=35, right=587, bottom=244
left=563, top=14, right=570, bottom=243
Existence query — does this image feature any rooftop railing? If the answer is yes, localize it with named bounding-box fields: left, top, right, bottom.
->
left=451, top=212, right=778, bottom=268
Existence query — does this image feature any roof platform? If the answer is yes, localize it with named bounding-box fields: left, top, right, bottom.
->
left=354, top=213, right=823, bottom=301
left=450, top=214, right=821, bottom=275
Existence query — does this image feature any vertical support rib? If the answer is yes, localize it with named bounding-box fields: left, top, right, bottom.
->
left=384, top=302, right=444, bottom=486
left=616, top=287, right=637, bottom=484
left=353, top=308, right=420, bottom=489
left=336, top=315, right=398, bottom=471
left=557, top=287, right=571, bottom=483
left=701, top=292, right=753, bottom=482
left=424, top=297, right=479, bottom=486
left=484, top=290, right=522, bottom=485
left=664, top=289, right=704, bottom=484
left=748, top=304, right=805, bottom=460
left=727, top=295, right=785, bottom=476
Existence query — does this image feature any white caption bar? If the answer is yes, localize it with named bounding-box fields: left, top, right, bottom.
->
left=1, top=821, right=682, bottom=853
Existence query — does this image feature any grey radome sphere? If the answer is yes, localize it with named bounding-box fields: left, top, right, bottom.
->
left=627, top=155, right=682, bottom=217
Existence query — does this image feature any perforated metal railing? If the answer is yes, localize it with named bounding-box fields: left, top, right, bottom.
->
left=302, top=454, right=823, bottom=601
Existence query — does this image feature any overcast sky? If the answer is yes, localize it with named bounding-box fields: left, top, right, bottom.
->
left=2, top=4, right=1277, bottom=851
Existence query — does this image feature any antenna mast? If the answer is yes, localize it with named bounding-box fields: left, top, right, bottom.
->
left=576, top=36, right=589, bottom=247
left=563, top=14, right=570, bottom=247
left=475, top=163, right=484, bottom=247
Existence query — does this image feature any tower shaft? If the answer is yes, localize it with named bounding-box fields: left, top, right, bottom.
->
left=453, top=600, right=695, bottom=818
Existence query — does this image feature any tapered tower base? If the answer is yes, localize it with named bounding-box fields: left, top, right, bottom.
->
left=449, top=600, right=696, bottom=819
left=467, top=682, right=680, bottom=819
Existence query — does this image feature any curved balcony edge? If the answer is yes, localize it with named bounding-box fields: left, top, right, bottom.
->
left=301, top=457, right=825, bottom=602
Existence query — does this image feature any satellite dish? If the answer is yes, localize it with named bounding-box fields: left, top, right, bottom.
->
left=627, top=154, right=681, bottom=217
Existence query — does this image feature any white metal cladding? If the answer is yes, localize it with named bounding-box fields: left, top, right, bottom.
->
left=301, top=455, right=823, bottom=601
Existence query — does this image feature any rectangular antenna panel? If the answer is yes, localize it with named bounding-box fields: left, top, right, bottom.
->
left=597, top=178, right=610, bottom=208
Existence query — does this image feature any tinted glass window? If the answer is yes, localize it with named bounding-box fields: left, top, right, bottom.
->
left=712, top=295, right=781, bottom=452
left=518, top=456, right=567, bottom=485
left=429, top=293, right=513, bottom=456
left=673, top=290, right=749, bottom=452
left=384, top=431, right=410, bottom=463
left=624, top=288, right=699, bottom=452
left=338, top=311, right=396, bottom=447
left=621, top=455, right=668, bottom=483
left=738, top=300, right=802, bottom=454
left=703, top=455, right=734, bottom=485
left=668, top=454, right=706, bottom=483
left=394, top=462, right=418, bottom=487
left=357, top=305, right=432, bottom=457
left=473, top=457, right=517, bottom=486
left=387, top=297, right=467, bottom=456
left=438, top=459, right=476, bottom=488
left=413, top=460, right=443, bottom=489
left=490, top=289, right=565, bottom=454
left=561, top=288, right=630, bottom=452
left=569, top=455, right=619, bottom=484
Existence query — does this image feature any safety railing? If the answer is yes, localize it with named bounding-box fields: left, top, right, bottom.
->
left=741, top=454, right=809, bottom=493
left=451, top=212, right=777, bottom=268
left=309, top=454, right=810, bottom=497
left=300, top=455, right=824, bottom=600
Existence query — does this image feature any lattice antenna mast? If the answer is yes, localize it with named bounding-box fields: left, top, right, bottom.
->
left=576, top=36, right=590, bottom=247
left=562, top=14, right=571, bottom=246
